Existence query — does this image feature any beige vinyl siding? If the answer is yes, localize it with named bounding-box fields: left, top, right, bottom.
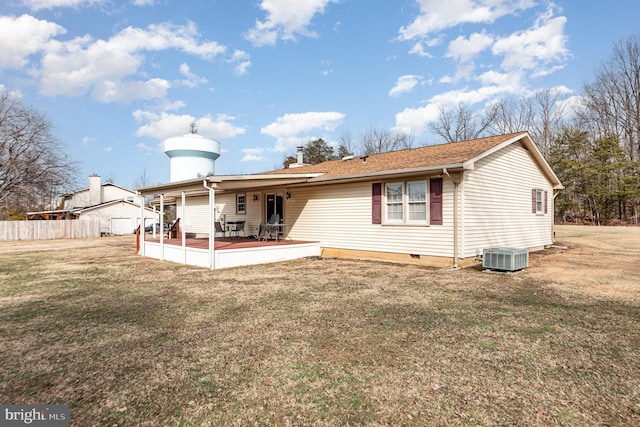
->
left=80, top=203, right=157, bottom=234
left=462, top=142, right=554, bottom=257
left=102, top=186, right=137, bottom=203
left=219, top=192, right=262, bottom=236
left=179, top=196, right=210, bottom=235
left=286, top=179, right=455, bottom=257
left=179, top=193, right=263, bottom=236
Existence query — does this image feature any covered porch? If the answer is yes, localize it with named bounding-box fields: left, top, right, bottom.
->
left=142, top=236, right=320, bottom=269
left=137, top=174, right=322, bottom=269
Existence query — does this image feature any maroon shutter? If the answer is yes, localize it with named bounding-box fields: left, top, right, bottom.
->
left=430, top=178, right=443, bottom=225
left=372, top=183, right=382, bottom=224
left=532, top=189, right=537, bottom=213
left=544, top=190, right=548, bottom=214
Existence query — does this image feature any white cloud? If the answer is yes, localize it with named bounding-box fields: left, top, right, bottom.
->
left=241, top=147, right=269, bottom=162
left=394, top=81, right=523, bottom=135
left=198, top=114, right=247, bottom=140
left=492, top=6, right=569, bottom=73
left=446, top=31, right=494, bottom=63
left=321, top=60, right=333, bottom=76
left=0, top=15, right=65, bottom=69
left=22, top=0, right=105, bottom=11
left=408, top=42, right=432, bottom=58
left=178, top=63, right=208, bottom=88
left=261, top=111, right=345, bottom=152
left=39, top=21, right=226, bottom=101
left=228, top=50, right=251, bottom=76
left=132, top=0, right=155, bottom=5
left=389, top=75, right=422, bottom=97
left=398, top=0, right=535, bottom=41
left=136, top=142, right=154, bottom=154
left=244, top=0, right=338, bottom=47
left=133, top=111, right=246, bottom=142
left=93, top=78, right=170, bottom=103
left=394, top=103, right=441, bottom=135
left=81, top=136, right=96, bottom=146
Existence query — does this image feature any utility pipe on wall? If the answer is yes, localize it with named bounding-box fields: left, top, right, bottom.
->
left=443, top=168, right=462, bottom=268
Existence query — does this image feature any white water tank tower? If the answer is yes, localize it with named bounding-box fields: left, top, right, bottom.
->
left=163, top=123, right=221, bottom=182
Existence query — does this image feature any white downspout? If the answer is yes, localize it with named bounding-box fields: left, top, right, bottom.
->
left=203, top=180, right=216, bottom=269
left=443, top=168, right=461, bottom=268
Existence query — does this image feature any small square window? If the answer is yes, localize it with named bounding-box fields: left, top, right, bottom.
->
left=236, top=194, right=246, bottom=215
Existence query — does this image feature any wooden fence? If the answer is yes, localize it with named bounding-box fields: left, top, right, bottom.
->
left=0, top=220, right=101, bottom=241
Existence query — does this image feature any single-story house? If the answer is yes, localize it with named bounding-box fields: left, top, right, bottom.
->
left=27, top=175, right=159, bottom=235
left=137, top=132, right=563, bottom=269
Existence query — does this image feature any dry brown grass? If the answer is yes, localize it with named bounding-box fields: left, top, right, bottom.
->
left=0, top=225, right=639, bottom=426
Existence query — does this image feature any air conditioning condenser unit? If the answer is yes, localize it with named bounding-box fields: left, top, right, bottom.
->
left=482, top=247, right=529, bottom=271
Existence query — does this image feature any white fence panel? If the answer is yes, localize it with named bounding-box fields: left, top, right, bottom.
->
left=0, top=220, right=101, bottom=241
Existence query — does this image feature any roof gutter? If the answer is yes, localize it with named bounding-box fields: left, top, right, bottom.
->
left=307, top=163, right=467, bottom=184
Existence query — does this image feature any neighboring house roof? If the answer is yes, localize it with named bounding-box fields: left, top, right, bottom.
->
left=73, top=199, right=156, bottom=214
left=60, top=182, right=136, bottom=198
left=27, top=200, right=154, bottom=218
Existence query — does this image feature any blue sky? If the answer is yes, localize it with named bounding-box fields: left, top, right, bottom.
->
left=1, top=0, right=638, bottom=189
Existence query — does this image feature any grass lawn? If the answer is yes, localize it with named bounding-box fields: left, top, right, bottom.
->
left=0, top=225, right=639, bottom=426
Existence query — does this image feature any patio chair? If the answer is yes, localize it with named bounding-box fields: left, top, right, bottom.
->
left=258, top=214, right=280, bottom=241
left=214, top=221, right=225, bottom=237
left=229, top=220, right=246, bottom=238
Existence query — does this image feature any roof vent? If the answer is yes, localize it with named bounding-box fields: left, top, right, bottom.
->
left=341, top=155, right=354, bottom=161
left=360, top=155, right=369, bottom=163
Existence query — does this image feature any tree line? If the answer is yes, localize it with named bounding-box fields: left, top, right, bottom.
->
left=0, top=91, right=77, bottom=220
left=285, top=35, right=640, bottom=225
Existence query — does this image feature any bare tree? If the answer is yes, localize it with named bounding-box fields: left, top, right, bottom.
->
left=337, top=130, right=356, bottom=158
left=530, top=89, right=569, bottom=158
left=430, top=104, right=498, bottom=143
left=491, top=98, right=534, bottom=135
left=491, top=88, right=570, bottom=158
left=360, top=126, right=413, bottom=155
left=134, top=169, right=152, bottom=189
left=581, top=35, right=640, bottom=161
left=0, top=90, right=77, bottom=219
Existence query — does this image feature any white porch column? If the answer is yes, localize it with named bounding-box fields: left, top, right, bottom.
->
left=209, top=186, right=216, bottom=269
left=139, top=192, right=145, bottom=255
left=203, top=179, right=217, bottom=269
left=160, top=194, right=165, bottom=261
left=181, top=191, right=186, bottom=264
left=152, top=205, right=157, bottom=238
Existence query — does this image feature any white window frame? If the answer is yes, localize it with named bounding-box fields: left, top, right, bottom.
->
left=236, top=193, right=246, bottom=215
left=535, top=189, right=544, bottom=214
left=384, top=180, right=429, bottom=225
left=406, top=180, right=428, bottom=224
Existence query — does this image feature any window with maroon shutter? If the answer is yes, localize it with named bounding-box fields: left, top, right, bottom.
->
left=372, top=183, right=382, bottom=224
left=532, top=189, right=545, bottom=214
left=430, top=178, right=443, bottom=225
